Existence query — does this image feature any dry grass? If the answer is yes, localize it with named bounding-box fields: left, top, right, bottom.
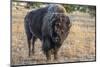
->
left=11, top=6, right=96, bottom=65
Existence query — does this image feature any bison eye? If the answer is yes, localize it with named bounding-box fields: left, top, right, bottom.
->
left=55, top=22, right=61, bottom=27
left=56, top=23, right=60, bottom=27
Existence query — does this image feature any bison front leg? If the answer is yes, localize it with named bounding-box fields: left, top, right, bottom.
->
left=45, top=51, right=51, bottom=61
left=42, top=37, right=51, bottom=61
left=54, top=48, right=58, bottom=60
left=53, top=45, right=61, bottom=60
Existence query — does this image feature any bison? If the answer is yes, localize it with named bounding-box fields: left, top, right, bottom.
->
left=24, top=4, right=71, bottom=61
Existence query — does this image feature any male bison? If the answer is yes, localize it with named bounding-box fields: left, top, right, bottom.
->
left=24, top=4, right=71, bottom=60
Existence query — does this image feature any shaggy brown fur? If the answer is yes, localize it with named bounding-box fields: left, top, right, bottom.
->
left=24, top=4, right=71, bottom=60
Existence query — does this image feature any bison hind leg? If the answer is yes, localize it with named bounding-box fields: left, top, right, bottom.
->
left=32, top=36, right=37, bottom=55
left=26, top=33, right=32, bottom=57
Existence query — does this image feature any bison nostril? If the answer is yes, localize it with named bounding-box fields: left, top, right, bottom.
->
left=61, top=31, right=63, bottom=34
left=55, top=37, right=59, bottom=42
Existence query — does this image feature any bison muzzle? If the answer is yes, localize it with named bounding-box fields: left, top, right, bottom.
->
left=24, top=4, right=71, bottom=61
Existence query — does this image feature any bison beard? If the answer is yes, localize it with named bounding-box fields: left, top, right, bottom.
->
left=24, top=4, right=71, bottom=61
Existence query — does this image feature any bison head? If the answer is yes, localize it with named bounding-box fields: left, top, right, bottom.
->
left=50, top=13, right=71, bottom=44
left=43, top=4, right=72, bottom=45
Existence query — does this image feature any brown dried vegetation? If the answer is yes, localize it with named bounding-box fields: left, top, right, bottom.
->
left=11, top=6, right=96, bottom=65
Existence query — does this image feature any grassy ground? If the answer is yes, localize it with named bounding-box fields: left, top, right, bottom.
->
left=11, top=6, right=96, bottom=65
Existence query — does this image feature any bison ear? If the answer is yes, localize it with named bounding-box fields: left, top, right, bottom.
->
left=66, top=16, right=72, bottom=28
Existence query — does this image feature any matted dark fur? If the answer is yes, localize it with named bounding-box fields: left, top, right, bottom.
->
left=24, top=4, right=71, bottom=60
